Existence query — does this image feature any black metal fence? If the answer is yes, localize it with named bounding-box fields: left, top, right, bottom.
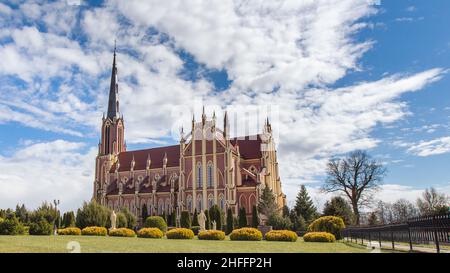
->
left=343, top=213, right=450, bottom=253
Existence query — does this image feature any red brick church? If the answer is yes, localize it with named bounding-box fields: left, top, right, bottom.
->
left=93, top=49, right=286, bottom=224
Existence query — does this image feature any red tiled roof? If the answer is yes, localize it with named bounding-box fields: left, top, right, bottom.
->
left=230, top=135, right=262, bottom=159
left=110, top=145, right=180, bottom=172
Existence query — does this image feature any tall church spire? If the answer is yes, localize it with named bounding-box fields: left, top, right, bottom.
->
left=107, top=41, right=119, bottom=119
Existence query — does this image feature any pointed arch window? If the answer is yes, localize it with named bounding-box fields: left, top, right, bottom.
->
left=219, top=194, right=225, bottom=211
left=197, top=194, right=203, bottom=211
left=208, top=194, right=214, bottom=209
left=207, top=162, right=213, bottom=188
left=197, top=162, right=202, bottom=188
left=187, top=195, right=193, bottom=212
left=105, top=125, right=110, bottom=154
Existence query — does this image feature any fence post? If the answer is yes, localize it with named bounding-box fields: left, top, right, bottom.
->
left=368, top=232, right=371, bottom=247
left=378, top=230, right=382, bottom=249
left=361, top=231, right=364, bottom=245
left=390, top=227, right=395, bottom=250
left=432, top=216, right=440, bottom=254
left=407, top=223, right=413, bottom=252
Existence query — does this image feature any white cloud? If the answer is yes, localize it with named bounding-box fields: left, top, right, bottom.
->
left=407, top=136, right=450, bottom=157
left=0, top=140, right=96, bottom=212
left=0, top=1, right=448, bottom=211
left=0, top=2, right=12, bottom=15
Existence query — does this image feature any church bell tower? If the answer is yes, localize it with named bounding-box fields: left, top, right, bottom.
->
left=100, top=44, right=125, bottom=156
left=93, top=44, right=126, bottom=203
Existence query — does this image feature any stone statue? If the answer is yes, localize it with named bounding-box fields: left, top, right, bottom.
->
left=110, top=210, right=117, bottom=230
left=212, top=220, right=216, bottom=230
left=197, top=210, right=207, bottom=231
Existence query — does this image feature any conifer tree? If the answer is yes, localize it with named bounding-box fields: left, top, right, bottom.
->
left=204, top=209, right=211, bottom=230
left=294, top=185, right=317, bottom=223
left=251, top=206, right=259, bottom=228
left=141, top=206, right=148, bottom=223
left=192, top=209, right=199, bottom=226
left=258, top=187, right=277, bottom=218
left=238, top=207, right=248, bottom=228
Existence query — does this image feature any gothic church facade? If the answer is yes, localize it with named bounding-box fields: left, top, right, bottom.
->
left=93, top=50, right=286, bottom=224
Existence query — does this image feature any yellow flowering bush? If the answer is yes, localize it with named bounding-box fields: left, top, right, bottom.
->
left=166, top=228, right=195, bottom=239
left=303, top=232, right=336, bottom=242
left=109, top=228, right=136, bottom=237
left=265, top=230, right=298, bottom=242
left=198, top=230, right=226, bottom=240
left=230, top=228, right=262, bottom=241
left=137, top=228, right=163, bottom=239
left=57, top=227, right=81, bottom=235
left=308, top=216, right=345, bottom=239
left=81, top=226, right=107, bottom=236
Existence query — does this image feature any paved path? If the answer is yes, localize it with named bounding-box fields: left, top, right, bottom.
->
left=349, top=239, right=450, bottom=253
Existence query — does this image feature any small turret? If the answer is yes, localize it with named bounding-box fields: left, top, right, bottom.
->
left=202, top=106, right=206, bottom=125
left=223, top=111, right=229, bottom=139
left=146, top=154, right=151, bottom=169
left=180, top=126, right=185, bottom=143
left=130, top=154, right=135, bottom=171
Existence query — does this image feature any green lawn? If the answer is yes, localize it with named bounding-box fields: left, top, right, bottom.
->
left=0, top=235, right=372, bottom=253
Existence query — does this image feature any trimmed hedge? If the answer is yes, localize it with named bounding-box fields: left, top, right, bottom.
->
left=303, top=232, right=336, bottom=242
left=230, top=228, right=262, bottom=241
left=191, top=226, right=200, bottom=235
left=198, top=230, right=226, bottom=240
left=109, top=228, right=136, bottom=237
left=81, top=226, right=107, bottom=236
left=144, top=216, right=167, bottom=233
left=166, top=228, right=195, bottom=239
left=58, top=227, right=81, bottom=235
left=137, top=228, right=163, bottom=239
left=307, top=216, right=345, bottom=239
left=265, top=230, right=298, bottom=242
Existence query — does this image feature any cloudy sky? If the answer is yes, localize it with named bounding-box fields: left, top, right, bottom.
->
left=0, top=0, right=449, bottom=212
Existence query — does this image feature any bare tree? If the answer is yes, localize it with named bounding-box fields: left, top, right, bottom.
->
left=416, top=187, right=449, bottom=216
left=322, top=150, right=386, bottom=225
left=391, top=199, right=418, bottom=222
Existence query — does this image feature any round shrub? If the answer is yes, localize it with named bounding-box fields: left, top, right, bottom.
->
left=29, top=219, right=53, bottom=235
left=230, top=228, right=262, bottom=241
left=307, top=216, right=345, bottom=239
left=265, top=230, right=298, bottom=242
left=81, top=226, right=107, bottom=236
left=58, top=227, right=81, bottom=235
left=198, top=230, right=226, bottom=240
left=303, top=232, right=336, bottom=242
left=166, top=228, right=195, bottom=239
left=109, top=228, right=136, bottom=237
left=144, top=216, right=167, bottom=233
left=137, top=228, right=163, bottom=239
left=191, top=226, right=200, bottom=235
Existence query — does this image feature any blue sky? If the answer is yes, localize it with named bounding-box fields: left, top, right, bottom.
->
left=0, top=0, right=449, bottom=211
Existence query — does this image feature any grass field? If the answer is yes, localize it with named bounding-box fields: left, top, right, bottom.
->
left=0, top=235, right=373, bottom=253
